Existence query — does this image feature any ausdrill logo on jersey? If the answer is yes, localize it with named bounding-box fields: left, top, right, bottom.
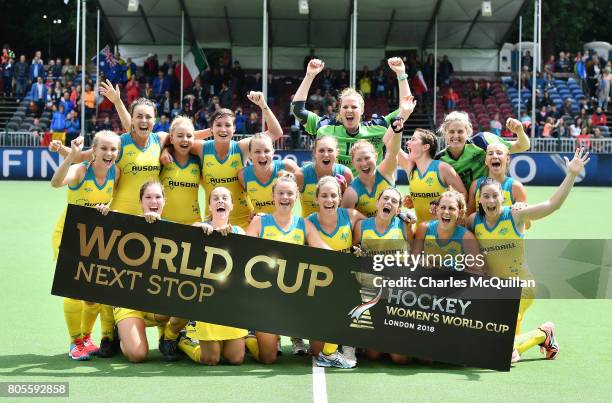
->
left=166, top=180, right=199, bottom=190
left=123, top=163, right=160, bottom=176
left=206, top=175, right=238, bottom=185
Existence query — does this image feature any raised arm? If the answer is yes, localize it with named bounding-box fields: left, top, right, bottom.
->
left=388, top=57, right=412, bottom=100
left=248, top=91, right=283, bottom=141
left=291, top=59, right=325, bottom=129
left=467, top=179, right=479, bottom=216
left=440, top=162, right=467, bottom=200
left=50, top=137, right=85, bottom=188
left=379, top=95, right=417, bottom=179
left=506, top=117, right=531, bottom=153
left=49, top=139, right=94, bottom=163
left=512, top=148, right=589, bottom=224
left=99, top=80, right=131, bottom=133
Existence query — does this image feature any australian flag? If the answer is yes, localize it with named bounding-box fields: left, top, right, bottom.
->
left=91, top=45, right=122, bottom=83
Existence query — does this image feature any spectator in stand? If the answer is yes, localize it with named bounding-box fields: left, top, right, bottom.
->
left=556, top=51, right=571, bottom=73
left=59, top=91, right=74, bottom=116
left=190, top=79, right=206, bottom=110
left=50, top=104, right=67, bottom=143
left=167, top=67, right=179, bottom=100
left=245, top=111, right=259, bottom=134
left=591, top=127, right=605, bottom=152
left=14, top=54, right=27, bottom=101
left=65, top=110, right=80, bottom=143
left=538, top=90, right=554, bottom=109
left=143, top=53, right=159, bottom=83
left=61, top=58, right=75, bottom=86
left=29, top=51, right=45, bottom=83
left=52, top=58, right=62, bottom=80
left=246, top=71, right=262, bottom=93
left=586, top=55, right=601, bottom=99
left=125, top=57, right=137, bottom=81
left=308, top=88, right=324, bottom=109
left=544, top=55, right=556, bottom=75
left=126, top=75, right=140, bottom=106
left=438, top=55, right=454, bottom=86
left=602, top=67, right=611, bottom=111
left=576, top=126, right=591, bottom=149
left=207, top=95, right=220, bottom=114
left=536, top=105, right=548, bottom=133
left=519, top=110, right=532, bottom=129
left=210, top=68, right=223, bottom=95
left=303, top=48, right=317, bottom=71
left=521, top=50, right=533, bottom=72
left=267, top=73, right=278, bottom=106
left=158, top=90, right=172, bottom=117
left=561, top=98, right=574, bottom=117
left=219, top=82, right=233, bottom=109
left=591, top=106, right=608, bottom=136
left=49, top=82, right=62, bottom=106
left=358, top=66, right=372, bottom=99
left=83, top=84, right=95, bottom=120
left=574, top=51, right=587, bottom=92
left=170, top=101, right=182, bottom=119
left=95, top=116, right=112, bottom=132
left=373, top=67, right=386, bottom=99
left=334, top=70, right=349, bottom=92
left=445, top=87, right=459, bottom=111
left=320, top=68, right=335, bottom=94
left=152, top=70, right=169, bottom=100
left=182, top=94, right=197, bottom=117
left=194, top=107, right=208, bottom=130
left=29, top=76, right=47, bottom=117
left=321, top=90, right=336, bottom=111
left=469, top=82, right=481, bottom=102
left=70, top=85, right=81, bottom=106
left=598, top=69, right=610, bottom=111
left=28, top=117, right=44, bottom=143
left=541, top=117, right=555, bottom=138
left=153, top=114, right=170, bottom=132
left=2, top=56, right=13, bottom=96
left=160, top=54, right=174, bottom=75
left=490, top=113, right=502, bottom=136
left=141, top=81, right=154, bottom=100
left=570, top=118, right=583, bottom=138
left=234, top=107, right=246, bottom=133
left=549, top=104, right=561, bottom=120
left=231, top=60, right=245, bottom=101
left=483, top=81, right=494, bottom=101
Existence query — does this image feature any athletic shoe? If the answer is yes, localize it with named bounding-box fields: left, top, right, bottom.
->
left=342, top=346, right=357, bottom=363
left=511, top=348, right=521, bottom=364
left=159, top=336, right=180, bottom=362
left=98, top=326, right=121, bottom=358
left=82, top=334, right=100, bottom=356
left=69, top=338, right=90, bottom=361
left=538, top=322, right=559, bottom=360
left=315, top=351, right=356, bottom=369
left=291, top=337, right=308, bottom=356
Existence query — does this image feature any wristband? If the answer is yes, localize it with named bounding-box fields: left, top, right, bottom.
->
left=397, top=73, right=408, bottom=81
left=391, top=117, right=405, bottom=133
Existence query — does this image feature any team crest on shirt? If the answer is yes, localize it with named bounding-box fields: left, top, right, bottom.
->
left=206, top=161, right=214, bottom=167
left=126, top=150, right=136, bottom=157
left=106, top=187, right=113, bottom=194
left=83, top=187, right=93, bottom=192
left=340, top=231, right=349, bottom=241
left=190, top=167, right=199, bottom=175
left=230, top=160, right=239, bottom=169
left=425, top=177, right=434, bottom=186
left=499, top=227, right=509, bottom=236
left=292, top=233, right=302, bottom=242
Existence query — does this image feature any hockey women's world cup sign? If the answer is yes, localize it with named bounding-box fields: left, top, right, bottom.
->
left=52, top=205, right=521, bottom=371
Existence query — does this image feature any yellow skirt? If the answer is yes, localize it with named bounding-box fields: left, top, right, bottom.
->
left=195, top=321, right=248, bottom=341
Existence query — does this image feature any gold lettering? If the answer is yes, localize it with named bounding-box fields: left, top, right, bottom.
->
left=95, top=265, right=110, bottom=285
left=148, top=275, right=162, bottom=295
left=306, top=264, right=334, bottom=297
left=77, top=223, right=121, bottom=260
left=178, top=242, right=202, bottom=277
left=177, top=280, right=197, bottom=301
left=245, top=255, right=273, bottom=289
left=117, top=232, right=151, bottom=266
left=108, top=267, right=125, bottom=288
left=276, top=260, right=307, bottom=294
left=75, top=261, right=93, bottom=282
left=152, top=236, right=178, bottom=273
left=198, top=283, right=214, bottom=302
left=202, top=246, right=232, bottom=281
left=163, top=277, right=180, bottom=297
left=126, top=270, right=143, bottom=290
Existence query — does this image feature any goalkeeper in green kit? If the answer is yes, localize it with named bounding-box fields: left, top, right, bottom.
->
left=291, top=57, right=412, bottom=175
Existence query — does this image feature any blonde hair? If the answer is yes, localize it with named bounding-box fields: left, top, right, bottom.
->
left=338, top=87, right=365, bottom=110
left=315, top=175, right=342, bottom=198
left=377, top=187, right=403, bottom=202
left=349, top=139, right=376, bottom=159
left=248, top=132, right=274, bottom=152
left=169, top=115, right=194, bottom=134
left=91, top=130, right=120, bottom=148
left=438, top=188, right=467, bottom=216
left=272, top=171, right=298, bottom=193
left=208, top=186, right=233, bottom=204
left=438, top=111, right=473, bottom=138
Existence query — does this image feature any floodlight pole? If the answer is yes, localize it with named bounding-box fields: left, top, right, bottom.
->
left=433, top=16, right=438, bottom=130
left=76, top=0, right=80, bottom=66
left=262, top=0, right=269, bottom=131
left=81, top=0, right=86, bottom=137
left=96, top=8, right=100, bottom=120
left=518, top=16, right=522, bottom=116
left=530, top=0, right=538, bottom=137
left=180, top=10, right=184, bottom=105
left=350, top=0, right=357, bottom=89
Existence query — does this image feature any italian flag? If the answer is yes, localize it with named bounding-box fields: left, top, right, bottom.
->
left=177, top=44, right=207, bottom=90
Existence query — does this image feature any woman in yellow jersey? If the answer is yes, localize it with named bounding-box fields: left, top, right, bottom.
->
left=466, top=148, right=590, bottom=363
left=159, top=116, right=202, bottom=224
left=399, top=128, right=466, bottom=224
left=467, top=142, right=527, bottom=216
left=353, top=187, right=413, bottom=364
left=158, top=187, right=248, bottom=365
left=340, top=96, right=413, bottom=217
left=300, top=135, right=353, bottom=218
left=50, top=132, right=120, bottom=361
left=110, top=181, right=171, bottom=363
left=245, top=174, right=331, bottom=364
left=238, top=133, right=302, bottom=215
left=412, top=190, right=483, bottom=274
left=182, top=92, right=283, bottom=228
left=309, top=176, right=365, bottom=368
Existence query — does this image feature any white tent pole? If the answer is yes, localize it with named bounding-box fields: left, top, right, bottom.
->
left=81, top=0, right=86, bottom=137
left=351, top=0, right=357, bottom=89
left=95, top=8, right=100, bottom=121
left=75, top=0, right=80, bottom=66
left=531, top=0, right=538, bottom=137
left=537, top=0, right=542, bottom=72
left=433, top=16, right=438, bottom=130
left=180, top=10, right=184, bottom=105
left=262, top=0, right=269, bottom=131
left=349, top=18, right=354, bottom=86
left=518, top=16, right=522, bottom=116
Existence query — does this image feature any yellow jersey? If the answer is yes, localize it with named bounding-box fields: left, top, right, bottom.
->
left=307, top=208, right=353, bottom=252
left=260, top=214, right=306, bottom=245
left=111, top=132, right=162, bottom=215
left=300, top=162, right=349, bottom=218
left=474, top=176, right=516, bottom=207
left=160, top=154, right=202, bottom=225
left=360, top=216, right=408, bottom=254
left=473, top=207, right=526, bottom=278
left=409, top=160, right=447, bottom=224
left=201, top=140, right=252, bottom=228
left=349, top=169, right=393, bottom=217
left=243, top=160, right=285, bottom=214
left=423, top=220, right=468, bottom=271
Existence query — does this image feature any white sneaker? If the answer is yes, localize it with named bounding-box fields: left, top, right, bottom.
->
left=342, top=346, right=357, bottom=363
left=291, top=337, right=308, bottom=355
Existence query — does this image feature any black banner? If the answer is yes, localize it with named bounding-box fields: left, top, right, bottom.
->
left=52, top=205, right=521, bottom=371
